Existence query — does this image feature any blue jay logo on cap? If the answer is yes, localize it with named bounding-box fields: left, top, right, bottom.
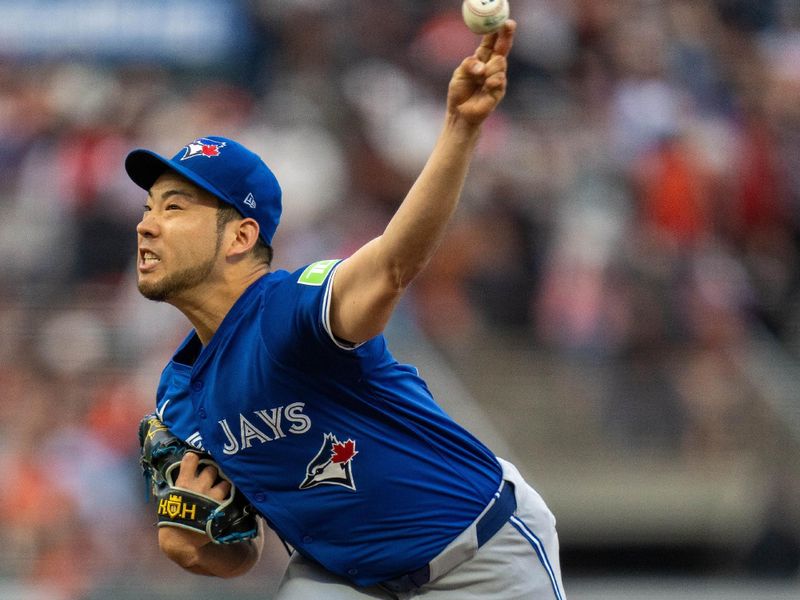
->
left=180, top=138, right=227, bottom=160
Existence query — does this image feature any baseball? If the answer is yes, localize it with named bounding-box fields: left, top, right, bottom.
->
left=462, top=0, right=510, bottom=35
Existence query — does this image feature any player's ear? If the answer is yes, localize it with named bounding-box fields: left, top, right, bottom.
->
left=226, top=217, right=261, bottom=259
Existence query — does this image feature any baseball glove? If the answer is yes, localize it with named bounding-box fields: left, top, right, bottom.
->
left=138, top=413, right=259, bottom=544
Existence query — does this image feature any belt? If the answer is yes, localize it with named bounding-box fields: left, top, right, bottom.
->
left=381, top=481, right=517, bottom=594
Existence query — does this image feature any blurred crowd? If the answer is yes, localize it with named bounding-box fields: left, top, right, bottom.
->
left=2, top=0, right=800, bottom=597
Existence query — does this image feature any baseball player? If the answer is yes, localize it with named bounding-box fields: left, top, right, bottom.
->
left=129, top=21, right=565, bottom=599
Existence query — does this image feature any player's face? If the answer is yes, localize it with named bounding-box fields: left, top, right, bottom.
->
left=136, top=172, right=223, bottom=302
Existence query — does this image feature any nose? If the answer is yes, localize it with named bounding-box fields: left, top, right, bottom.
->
left=137, top=210, right=159, bottom=238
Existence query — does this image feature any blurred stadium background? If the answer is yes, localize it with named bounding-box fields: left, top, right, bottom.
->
left=1, top=0, right=800, bottom=598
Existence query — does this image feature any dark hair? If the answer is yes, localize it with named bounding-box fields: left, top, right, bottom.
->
left=216, top=202, right=273, bottom=266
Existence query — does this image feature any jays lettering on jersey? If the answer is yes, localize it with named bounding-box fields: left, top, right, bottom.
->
left=155, top=260, right=502, bottom=586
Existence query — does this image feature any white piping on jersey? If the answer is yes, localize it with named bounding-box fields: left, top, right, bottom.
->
left=156, top=398, right=171, bottom=421
left=321, top=262, right=365, bottom=351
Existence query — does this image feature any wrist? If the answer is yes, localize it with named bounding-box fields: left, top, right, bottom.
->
left=159, top=525, right=211, bottom=555
left=443, top=112, right=482, bottom=145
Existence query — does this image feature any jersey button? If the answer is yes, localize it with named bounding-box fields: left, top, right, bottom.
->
left=198, top=408, right=207, bottom=419
left=192, top=380, right=204, bottom=391
left=253, top=492, right=266, bottom=502
left=302, top=535, right=313, bottom=544
left=347, top=568, right=358, bottom=576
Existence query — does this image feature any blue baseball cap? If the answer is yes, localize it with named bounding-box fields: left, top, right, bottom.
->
left=125, top=136, right=282, bottom=245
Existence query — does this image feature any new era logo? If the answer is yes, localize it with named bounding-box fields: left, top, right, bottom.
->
left=244, top=193, right=256, bottom=209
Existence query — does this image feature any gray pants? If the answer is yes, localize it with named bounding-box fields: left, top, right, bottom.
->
left=274, top=459, right=566, bottom=600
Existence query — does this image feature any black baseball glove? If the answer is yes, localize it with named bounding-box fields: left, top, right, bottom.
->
left=138, top=413, right=259, bottom=544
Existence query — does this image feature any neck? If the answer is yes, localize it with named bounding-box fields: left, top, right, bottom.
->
left=172, top=265, right=269, bottom=345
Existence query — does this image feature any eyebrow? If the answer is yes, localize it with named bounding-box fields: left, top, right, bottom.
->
left=146, top=188, right=197, bottom=201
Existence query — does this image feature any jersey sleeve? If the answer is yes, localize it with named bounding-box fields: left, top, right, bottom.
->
left=312, top=259, right=363, bottom=351
left=260, top=260, right=382, bottom=373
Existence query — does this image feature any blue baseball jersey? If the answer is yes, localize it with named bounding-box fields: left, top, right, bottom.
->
left=154, top=260, right=502, bottom=586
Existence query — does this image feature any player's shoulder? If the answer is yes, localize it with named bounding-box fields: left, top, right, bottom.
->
left=262, top=258, right=338, bottom=283
left=257, top=259, right=343, bottom=314
left=257, top=259, right=345, bottom=353
left=293, top=259, right=342, bottom=287
left=261, top=258, right=342, bottom=288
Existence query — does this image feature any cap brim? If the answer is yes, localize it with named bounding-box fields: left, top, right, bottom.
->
left=124, top=149, right=230, bottom=205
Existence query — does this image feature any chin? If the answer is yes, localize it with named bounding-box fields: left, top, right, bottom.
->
left=138, top=286, right=168, bottom=303
left=136, top=257, right=214, bottom=303
left=137, top=278, right=171, bottom=302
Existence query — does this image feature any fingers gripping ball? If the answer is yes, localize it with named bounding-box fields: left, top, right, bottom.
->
left=462, top=0, right=510, bottom=34
left=138, top=414, right=259, bottom=544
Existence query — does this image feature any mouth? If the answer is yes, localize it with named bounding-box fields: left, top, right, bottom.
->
left=138, top=249, right=161, bottom=273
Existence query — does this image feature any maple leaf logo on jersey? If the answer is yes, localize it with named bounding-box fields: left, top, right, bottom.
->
left=299, top=433, right=358, bottom=491
left=179, top=138, right=226, bottom=161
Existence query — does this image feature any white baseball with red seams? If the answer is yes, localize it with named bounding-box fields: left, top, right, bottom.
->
left=461, top=0, right=510, bottom=34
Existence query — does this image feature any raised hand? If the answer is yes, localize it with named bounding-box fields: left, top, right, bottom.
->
left=447, top=20, right=516, bottom=125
